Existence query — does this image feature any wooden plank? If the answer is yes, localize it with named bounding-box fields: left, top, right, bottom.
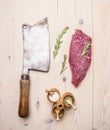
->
left=0, top=0, right=18, bottom=130
left=93, top=0, right=110, bottom=130
left=0, top=0, right=58, bottom=130
left=50, top=0, right=93, bottom=130
left=0, top=0, right=93, bottom=130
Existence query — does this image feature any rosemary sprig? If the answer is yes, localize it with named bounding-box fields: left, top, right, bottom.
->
left=60, top=54, right=68, bottom=75
left=53, top=26, right=69, bottom=59
left=81, top=41, right=91, bottom=56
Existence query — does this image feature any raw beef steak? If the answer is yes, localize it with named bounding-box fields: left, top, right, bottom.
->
left=69, top=29, right=92, bottom=87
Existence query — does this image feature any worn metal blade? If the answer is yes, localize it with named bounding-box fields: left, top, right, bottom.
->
left=22, top=17, right=50, bottom=74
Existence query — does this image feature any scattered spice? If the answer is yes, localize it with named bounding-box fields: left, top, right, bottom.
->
left=45, top=118, right=54, bottom=124
left=24, top=123, right=29, bottom=126
left=36, top=99, right=40, bottom=110
left=62, top=77, right=67, bottom=82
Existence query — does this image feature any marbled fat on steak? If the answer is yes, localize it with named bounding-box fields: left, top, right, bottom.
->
left=69, top=29, right=92, bottom=87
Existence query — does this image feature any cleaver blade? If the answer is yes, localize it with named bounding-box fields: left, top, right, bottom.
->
left=23, top=17, right=50, bottom=74
left=18, top=17, right=50, bottom=118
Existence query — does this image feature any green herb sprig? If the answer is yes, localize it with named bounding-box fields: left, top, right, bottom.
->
left=60, top=54, right=68, bottom=75
left=53, top=26, right=69, bottom=59
left=81, top=42, right=91, bottom=56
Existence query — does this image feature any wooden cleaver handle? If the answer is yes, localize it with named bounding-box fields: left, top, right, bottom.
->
left=18, top=74, right=30, bottom=118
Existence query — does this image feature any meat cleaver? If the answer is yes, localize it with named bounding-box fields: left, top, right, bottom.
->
left=18, top=17, right=50, bottom=118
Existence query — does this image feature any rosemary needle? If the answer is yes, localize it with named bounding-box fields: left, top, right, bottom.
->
left=53, top=26, right=69, bottom=59
left=81, top=42, right=91, bottom=56
left=60, top=54, right=68, bottom=75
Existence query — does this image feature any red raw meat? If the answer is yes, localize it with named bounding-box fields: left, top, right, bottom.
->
left=69, top=29, right=92, bottom=87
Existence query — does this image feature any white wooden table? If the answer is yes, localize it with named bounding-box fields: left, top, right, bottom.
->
left=0, top=0, right=110, bottom=130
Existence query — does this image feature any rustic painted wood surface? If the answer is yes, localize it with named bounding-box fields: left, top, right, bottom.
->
left=0, top=0, right=110, bottom=130
left=93, top=1, right=110, bottom=130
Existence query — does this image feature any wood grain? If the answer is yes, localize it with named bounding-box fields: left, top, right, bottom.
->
left=0, top=0, right=109, bottom=130
left=93, top=0, right=110, bottom=130
left=18, top=77, right=30, bottom=117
